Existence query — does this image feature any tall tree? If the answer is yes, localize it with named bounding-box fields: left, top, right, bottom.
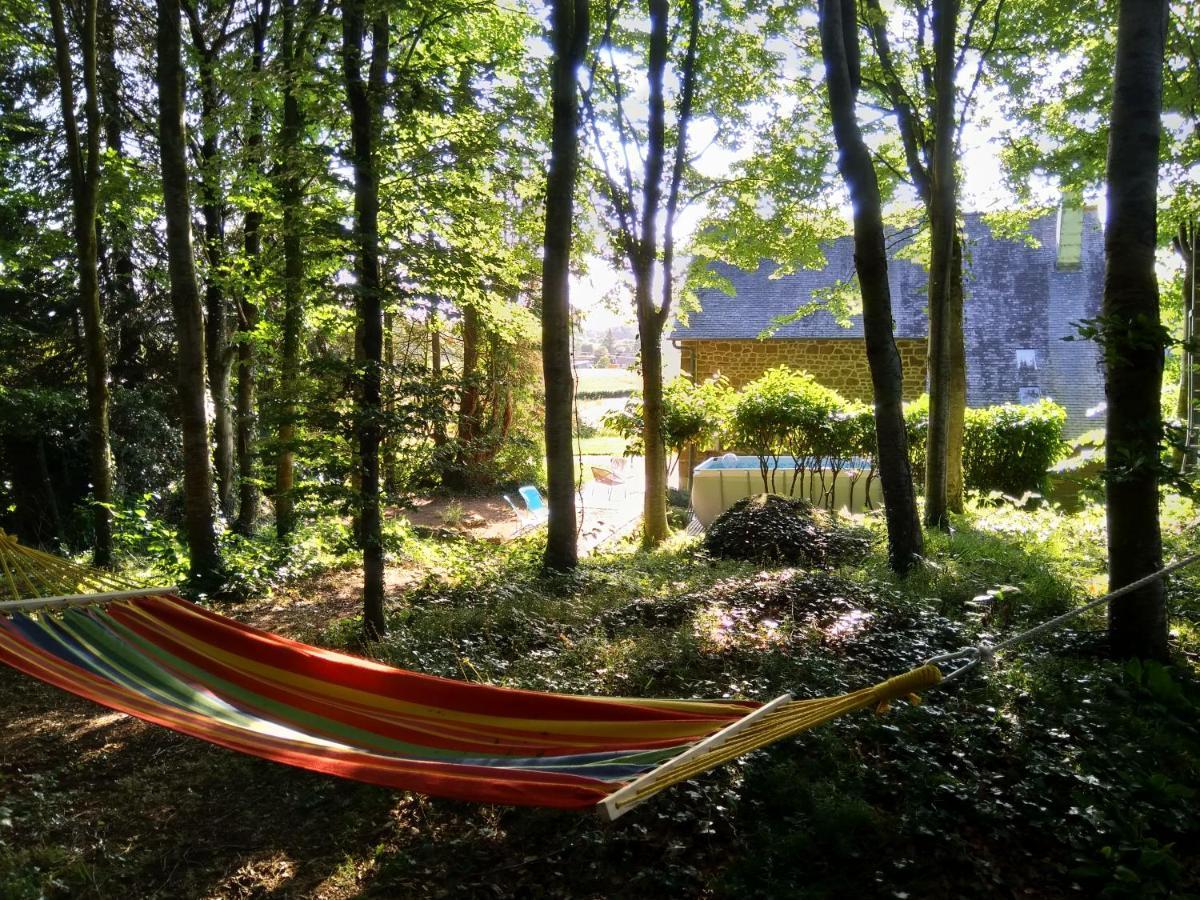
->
left=48, top=0, right=115, bottom=566
left=861, top=0, right=1007, bottom=523
left=922, top=0, right=960, bottom=528
left=184, top=0, right=238, bottom=518
left=584, top=0, right=701, bottom=546
left=819, top=0, right=924, bottom=573
left=235, top=0, right=271, bottom=534
left=273, top=0, right=323, bottom=540
left=541, top=0, right=588, bottom=571
left=96, top=0, right=140, bottom=379
left=342, top=0, right=388, bottom=638
left=156, top=0, right=223, bottom=588
left=1173, top=219, right=1197, bottom=472
left=1103, top=0, right=1169, bottom=661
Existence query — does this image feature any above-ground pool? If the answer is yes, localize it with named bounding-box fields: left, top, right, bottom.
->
left=690, top=454, right=882, bottom=526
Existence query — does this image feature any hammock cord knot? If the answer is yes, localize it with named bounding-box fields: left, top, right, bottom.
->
left=871, top=664, right=943, bottom=714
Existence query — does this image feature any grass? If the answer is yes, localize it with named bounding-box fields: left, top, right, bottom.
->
left=575, top=434, right=629, bottom=457
left=2, top=495, right=1199, bottom=898
left=576, top=367, right=640, bottom=397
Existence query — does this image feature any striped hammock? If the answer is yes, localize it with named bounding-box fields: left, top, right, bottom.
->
left=0, top=531, right=941, bottom=819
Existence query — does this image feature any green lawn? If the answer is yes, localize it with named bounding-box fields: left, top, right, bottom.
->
left=575, top=434, right=630, bottom=456
left=576, top=366, right=640, bottom=396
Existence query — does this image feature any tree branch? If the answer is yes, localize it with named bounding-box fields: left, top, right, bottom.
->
left=955, top=0, right=1005, bottom=148
left=863, top=0, right=931, bottom=199
left=657, top=0, right=700, bottom=328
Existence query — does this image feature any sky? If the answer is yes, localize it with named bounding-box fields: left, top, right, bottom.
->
left=568, top=61, right=1060, bottom=336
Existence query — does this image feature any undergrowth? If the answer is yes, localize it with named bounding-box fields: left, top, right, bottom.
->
left=2, top=495, right=1198, bottom=898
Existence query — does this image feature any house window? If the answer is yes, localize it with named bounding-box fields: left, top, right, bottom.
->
left=1015, top=349, right=1037, bottom=370
left=1018, top=386, right=1042, bottom=404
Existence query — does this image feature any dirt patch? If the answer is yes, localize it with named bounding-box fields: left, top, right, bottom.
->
left=390, top=495, right=523, bottom=542
left=234, top=564, right=419, bottom=639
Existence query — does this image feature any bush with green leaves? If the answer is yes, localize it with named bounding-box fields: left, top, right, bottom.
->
left=725, top=367, right=849, bottom=494
left=702, top=493, right=871, bottom=567
left=904, top=394, right=1067, bottom=495
left=903, top=393, right=929, bottom=478
left=603, top=375, right=732, bottom=472
left=603, top=364, right=1065, bottom=501
left=964, top=399, right=1067, bottom=495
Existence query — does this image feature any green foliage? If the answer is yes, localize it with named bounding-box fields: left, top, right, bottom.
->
left=963, top=399, right=1068, bottom=495
left=996, top=0, right=1196, bottom=233
left=905, top=394, right=1067, bottom=495
left=107, top=497, right=336, bottom=598
left=702, top=494, right=870, bottom=568
left=604, top=375, right=732, bottom=460
left=903, top=392, right=930, bottom=477
left=4, top=498, right=1200, bottom=898
left=575, top=367, right=640, bottom=399
left=431, top=432, right=544, bottom=494
left=109, top=496, right=189, bottom=582
left=619, top=367, right=1063, bottom=502
left=724, top=367, right=865, bottom=496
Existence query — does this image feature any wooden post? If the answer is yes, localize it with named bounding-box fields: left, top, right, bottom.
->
left=0, top=587, right=178, bottom=614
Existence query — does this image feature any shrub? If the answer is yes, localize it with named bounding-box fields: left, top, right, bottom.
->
left=603, top=375, right=731, bottom=471
left=702, top=493, right=870, bottom=567
left=903, top=393, right=929, bottom=479
left=725, top=368, right=848, bottom=494
left=963, top=399, right=1067, bottom=494
left=608, top=364, right=1065, bottom=500
left=904, top=394, right=1066, bottom=495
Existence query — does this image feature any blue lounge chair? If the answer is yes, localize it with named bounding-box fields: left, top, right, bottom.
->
left=503, top=486, right=549, bottom=536
left=518, top=485, right=549, bottom=518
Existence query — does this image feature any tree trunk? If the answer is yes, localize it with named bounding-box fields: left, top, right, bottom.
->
left=946, top=232, right=966, bottom=511
left=429, top=295, right=447, bottom=446
left=638, top=279, right=670, bottom=545
left=922, top=0, right=959, bottom=529
left=382, top=310, right=396, bottom=495
left=541, top=0, right=588, bottom=571
left=198, top=76, right=235, bottom=520
left=275, top=0, right=303, bottom=540
left=183, top=5, right=236, bottom=520
left=446, top=302, right=481, bottom=489
left=458, top=303, right=481, bottom=447
left=1173, top=221, right=1197, bottom=472
left=343, top=0, right=388, bottom=639
left=236, top=0, right=269, bottom=535
left=634, top=0, right=673, bottom=547
left=49, top=0, right=115, bottom=566
left=819, top=0, right=923, bottom=573
left=156, top=0, right=222, bottom=588
left=863, top=0, right=966, bottom=521
left=97, top=0, right=140, bottom=381
left=37, top=440, right=65, bottom=544
left=1103, top=0, right=1168, bottom=661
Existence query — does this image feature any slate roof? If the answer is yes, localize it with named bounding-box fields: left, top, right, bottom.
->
left=672, top=209, right=1107, bottom=435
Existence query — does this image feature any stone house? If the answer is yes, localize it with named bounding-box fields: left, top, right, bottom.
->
left=671, top=206, right=1106, bottom=439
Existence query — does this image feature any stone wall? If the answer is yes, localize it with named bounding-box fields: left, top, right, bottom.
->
left=680, top=338, right=928, bottom=402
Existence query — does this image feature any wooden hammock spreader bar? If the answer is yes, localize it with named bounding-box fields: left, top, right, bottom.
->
left=596, top=692, right=795, bottom=822
left=0, top=587, right=179, bottom=615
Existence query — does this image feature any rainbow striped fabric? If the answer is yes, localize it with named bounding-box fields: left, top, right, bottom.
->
left=0, top=594, right=758, bottom=809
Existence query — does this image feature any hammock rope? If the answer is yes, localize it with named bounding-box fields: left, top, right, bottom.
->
left=1, top=529, right=1196, bottom=820
left=928, top=549, right=1200, bottom=682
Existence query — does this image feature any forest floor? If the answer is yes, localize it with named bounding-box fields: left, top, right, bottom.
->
left=391, top=495, right=523, bottom=542
left=3, top=498, right=1200, bottom=899
left=391, top=471, right=647, bottom=555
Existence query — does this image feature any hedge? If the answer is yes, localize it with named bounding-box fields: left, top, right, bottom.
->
left=904, top=394, right=1067, bottom=495
left=603, top=365, right=1068, bottom=499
